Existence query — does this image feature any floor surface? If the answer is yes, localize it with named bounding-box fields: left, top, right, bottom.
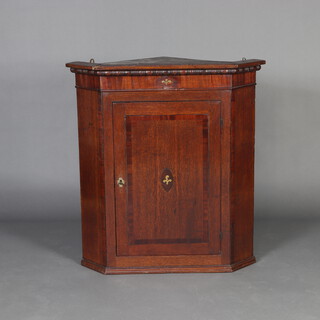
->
left=0, top=217, right=319, bottom=320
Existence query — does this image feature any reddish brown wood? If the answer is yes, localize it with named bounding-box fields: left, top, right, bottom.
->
left=99, top=74, right=232, bottom=90
left=81, top=256, right=256, bottom=274
left=76, top=89, right=106, bottom=265
left=66, top=56, right=265, bottom=274
left=113, top=101, right=220, bottom=257
left=103, top=91, right=225, bottom=269
left=230, top=86, right=256, bottom=263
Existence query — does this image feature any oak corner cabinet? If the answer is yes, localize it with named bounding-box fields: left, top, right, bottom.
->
left=66, top=56, right=265, bottom=274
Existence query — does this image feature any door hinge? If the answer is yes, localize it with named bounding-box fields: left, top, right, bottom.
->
left=220, top=118, right=224, bottom=127
left=220, top=231, right=223, bottom=240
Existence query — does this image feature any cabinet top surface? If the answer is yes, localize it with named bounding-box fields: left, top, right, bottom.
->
left=66, top=56, right=265, bottom=72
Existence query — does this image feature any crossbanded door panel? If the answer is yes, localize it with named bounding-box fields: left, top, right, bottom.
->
left=113, top=100, right=221, bottom=256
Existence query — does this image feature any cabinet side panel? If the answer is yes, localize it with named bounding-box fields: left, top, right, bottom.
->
left=230, top=86, right=255, bottom=263
left=76, top=88, right=106, bottom=265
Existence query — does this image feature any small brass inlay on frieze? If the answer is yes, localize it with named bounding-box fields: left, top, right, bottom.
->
left=161, top=78, right=173, bottom=85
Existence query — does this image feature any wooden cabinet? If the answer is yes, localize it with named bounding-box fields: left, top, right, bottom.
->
left=66, top=57, right=265, bottom=274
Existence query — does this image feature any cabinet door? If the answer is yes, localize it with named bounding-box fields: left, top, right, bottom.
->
left=113, top=100, right=221, bottom=256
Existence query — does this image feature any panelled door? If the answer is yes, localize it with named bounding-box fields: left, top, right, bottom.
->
left=113, top=100, right=221, bottom=256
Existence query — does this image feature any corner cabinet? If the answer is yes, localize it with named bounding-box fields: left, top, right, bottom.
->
left=66, top=56, right=265, bottom=274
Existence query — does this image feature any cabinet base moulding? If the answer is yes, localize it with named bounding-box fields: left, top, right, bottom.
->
left=81, top=256, right=256, bottom=274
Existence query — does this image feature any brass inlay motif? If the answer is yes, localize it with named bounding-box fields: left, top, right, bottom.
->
left=160, top=169, right=174, bottom=191
left=161, top=78, right=173, bottom=85
left=162, top=175, right=172, bottom=185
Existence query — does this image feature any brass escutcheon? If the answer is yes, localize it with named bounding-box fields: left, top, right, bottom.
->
left=117, top=177, right=125, bottom=187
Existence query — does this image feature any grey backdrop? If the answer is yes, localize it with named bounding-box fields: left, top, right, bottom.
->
left=1, top=0, right=319, bottom=221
